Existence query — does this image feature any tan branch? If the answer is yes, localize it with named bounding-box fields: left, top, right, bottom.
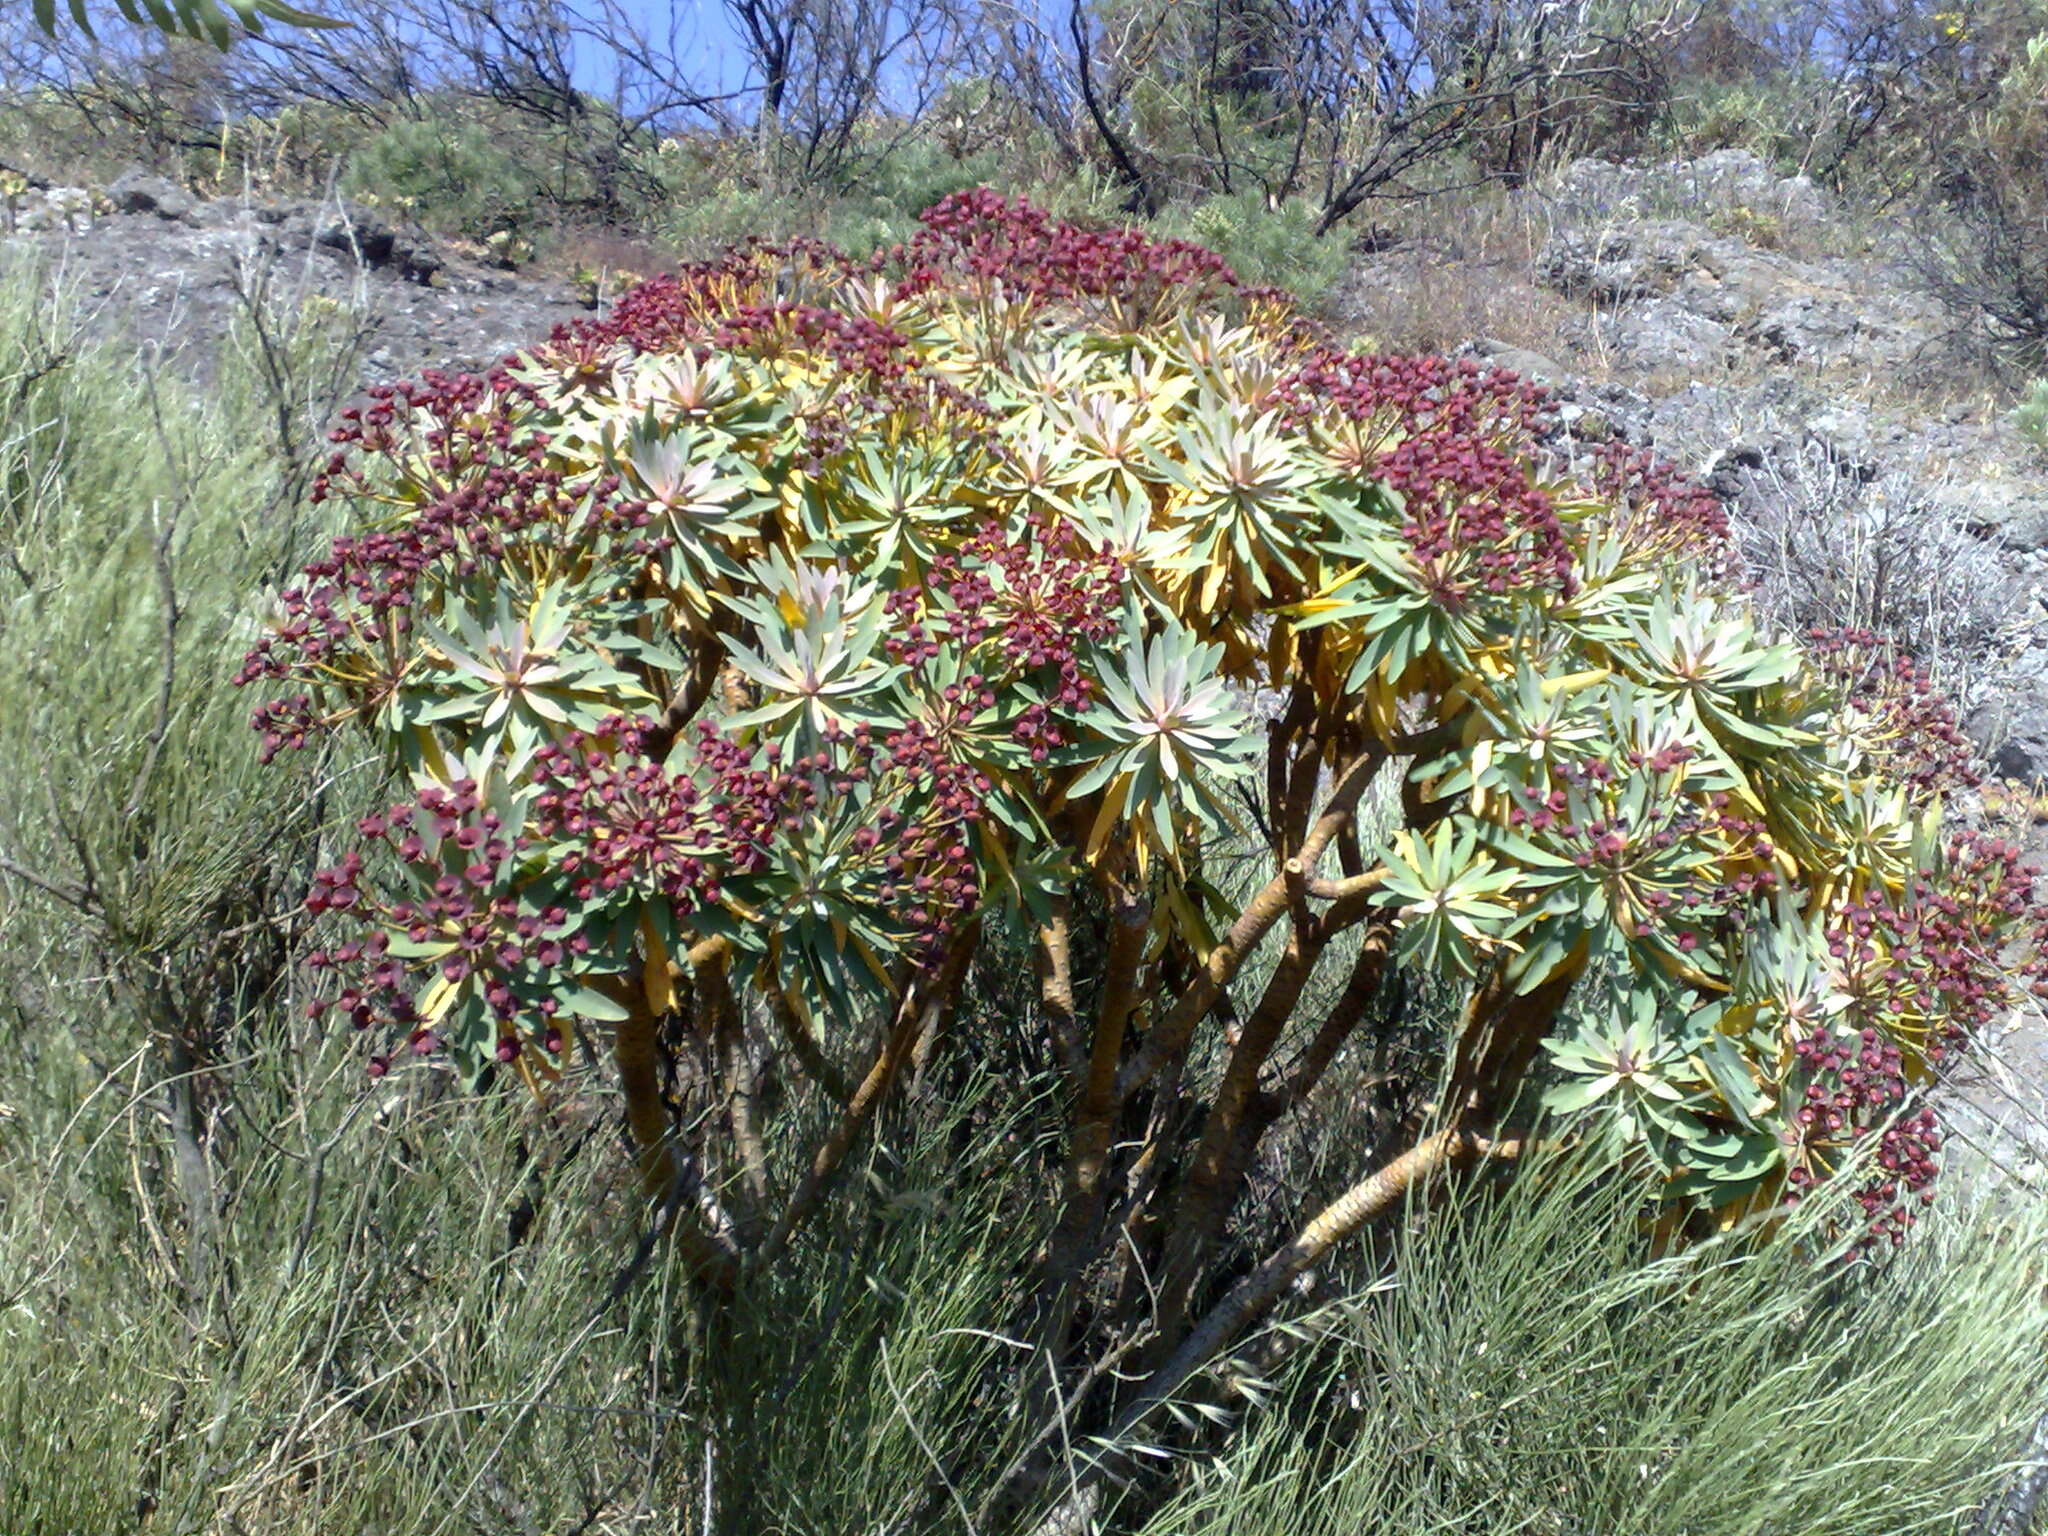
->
left=762, top=969, right=850, bottom=1104
left=1037, top=889, right=1150, bottom=1365
left=1117, top=746, right=1385, bottom=1101
left=1037, top=892, right=1082, bottom=1075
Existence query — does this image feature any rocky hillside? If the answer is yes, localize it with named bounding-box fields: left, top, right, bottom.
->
left=3, top=169, right=595, bottom=385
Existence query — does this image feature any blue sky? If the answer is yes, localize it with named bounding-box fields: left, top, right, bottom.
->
left=572, top=0, right=974, bottom=124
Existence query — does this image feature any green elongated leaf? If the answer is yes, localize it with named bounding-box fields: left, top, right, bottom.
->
left=559, top=983, right=630, bottom=1022
left=198, top=0, right=235, bottom=46
left=36, top=0, right=348, bottom=38
left=605, top=631, right=695, bottom=674
left=1544, top=1073, right=1620, bottom=1112
left=1696, top=1032, right=1770, bottom=1130
left=413, top=693, right=485, bottom=725
left=385, top=936, right=458, bottom=961
left=1064, top=751, right=1129, bottom=801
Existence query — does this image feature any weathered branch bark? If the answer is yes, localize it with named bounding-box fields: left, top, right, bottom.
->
left=1037, top=888, right=1150, bottom=1368
left=636, top=643, right=724, bottom=763
left=1268, top=926, right=1393, bottom=1116
left=1037, top=892, right=1083, bottom=1076
left=709, top=962, right=773, bottom=1239
left=614, top=1001, right=675, bottom=1198
left=1020, top=1125, right=1520, bottom=1536
left=608, top=1000, right=742, bottom=1290
left=1150, top=920, right=1325, bottom=1345
left=762, top=968, right=850, bottom=1104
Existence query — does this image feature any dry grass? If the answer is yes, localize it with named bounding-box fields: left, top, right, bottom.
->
left=1336, top=190, right=1587, bottom=363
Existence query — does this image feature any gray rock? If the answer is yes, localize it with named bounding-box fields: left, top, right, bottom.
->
left=1466, top=336, right=1569, bottom=385
left=1972, top=659, right=2048, bottom=784
left=306, top=200, right=440, bottom=284
left=314, top=201, right=397, bottom=264
left=4, top=185, right=91, bottom=234
left=183, top=200, right=246, bottom=230
left=1593, top=296, right=1736, bottom=374
left=107, top=171, right=193, bottom=221
left=1537, top=219, right=1710, bottom=304
left=1934, top=478, right=2048, bottom=553
left=0, top=185, right=582, bottom=392
left=1546, top=150, right=1831, bottom=228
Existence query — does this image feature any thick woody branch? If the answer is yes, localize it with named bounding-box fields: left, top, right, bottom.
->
left=1116, top=746, right=1385, bottom=1102
left=636, top=643, right=725, bottom=762
left=1267, top=925, right=1393, bottom=1117
left=613, top=1003, right=675, bottom=1199
left=1037, top=892, right=1083, bottom=1076
left=1027, top=1126, right=1525, bottom=1536
left=1150, top=918, right=1325, bottom=1342
left=1122, top=753, right=1392, bottom=1097
left=612, top=1001, right=739, bottom=1291
left=1037, top=889, right=1150, bottom=1366
left=762, top=969, right=850, bottom=1104
left=708, top=962, right=773, bottom=1237
left=1451, top=953, right=1586, bottom=1120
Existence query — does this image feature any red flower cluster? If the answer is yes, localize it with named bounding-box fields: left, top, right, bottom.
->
left=1786, top=830, right=2048, bottom=1250
left=1277, top=350, right=1574, bottom=602
left=1833, top=831, right=2048, bottom=1054
left=1803, top=626, right=1979, bottom=795
left=1587, top=440, right=1732, bottom=568
left=904, top=188, right=1240, bottom=321
left=565, top=237, right=863, bottom=355
left=531, top=720, right=745, bottom=910
left=886, top=514, right=1125, bottom=763
left=303, top=777, right=583, bottom=1072
left=1785, top=1025, right=1941, bottom=1254
left=235, top=369, right=649, bottom=757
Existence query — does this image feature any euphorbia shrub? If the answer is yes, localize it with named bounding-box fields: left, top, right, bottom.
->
left=240, top=189, right=2048, bottom=1513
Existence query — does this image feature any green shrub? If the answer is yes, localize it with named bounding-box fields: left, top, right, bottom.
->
left=1139, top=1147, right=2048, bottom=1536
left=657, top=175, right=809, bottom=257
left=2013, top=377, right=2048, bottom=451
left=342, top=115, right=541, bottom=239
left=236, top=189, right=2048, bottom=1524
left=1148, top=190, right=1354, bottom=309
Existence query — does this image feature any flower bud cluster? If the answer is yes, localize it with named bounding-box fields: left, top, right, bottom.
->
left=1785, top=1024, right=1941, bottom=1255
left=1275, top=350, right=1573, bottom=601
left=1832, top=830, right=2048, bottom=1060
left=1804, top=626, right=1979, bottom=795
left=566, top=236, right=863, bottom=354
left=904, top=188, right=1241, bottom=321
left=1587, top=440, right=1732, bottom=567
left=885, top=514, right=1124, bottom=762
left=303, top=777, right=581, bottom=1075
left=235, top=370, right=644, bottom=749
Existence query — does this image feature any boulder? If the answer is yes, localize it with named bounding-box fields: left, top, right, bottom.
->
left=1466, top=336, right=1569, bottom=385
left=1536, top=219, right=1710, bottom=304
left=304, top=200, right=440, bottom=284
left=107, top=170, right=194, bottom=221
left=1974, top=661, right=2048, bottom=785
left=1593, top=296, right=1737, bottom=374
left=4, top=185, right=91, bottom=234
left=312, top=200, right=397, bottom=263
left=1934, top=477, right=2048, bottom=554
